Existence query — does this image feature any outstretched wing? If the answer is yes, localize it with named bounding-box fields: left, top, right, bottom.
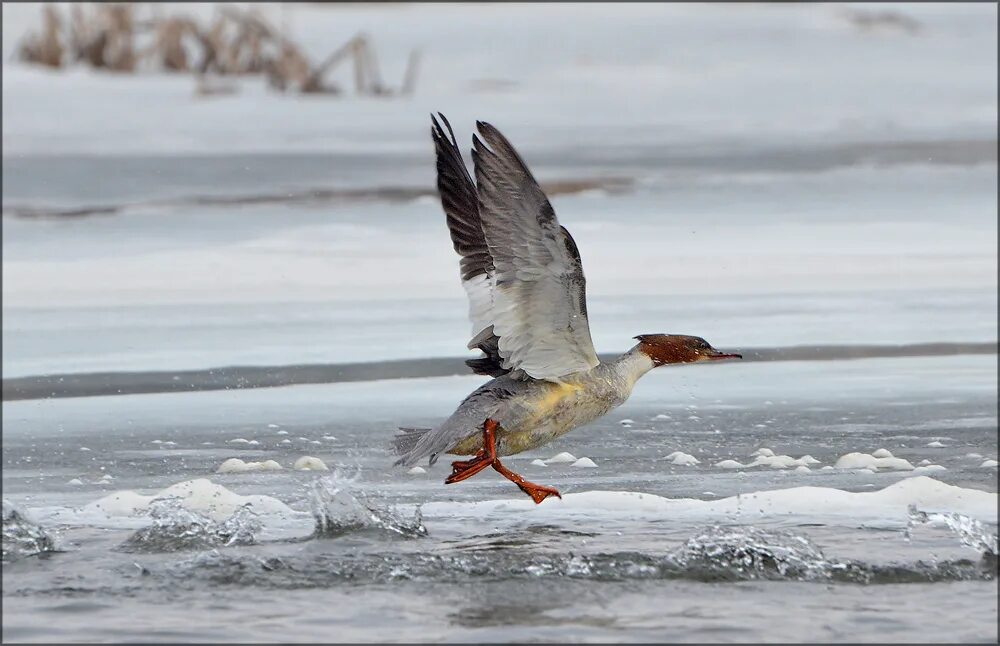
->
left=471, top=120, right=600, bottom=381
left=431, top=113, right=505, bottom=376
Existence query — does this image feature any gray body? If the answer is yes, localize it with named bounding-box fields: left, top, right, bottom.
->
left=394, top=348, right=654, bottom=466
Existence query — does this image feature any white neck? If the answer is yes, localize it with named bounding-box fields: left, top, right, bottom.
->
left=612, top=345, right=656, bottom=391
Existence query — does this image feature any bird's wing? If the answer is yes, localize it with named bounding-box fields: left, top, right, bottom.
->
left=471, top=120, right=600, bottom=382
left=430, top=113, right=496, bottom=346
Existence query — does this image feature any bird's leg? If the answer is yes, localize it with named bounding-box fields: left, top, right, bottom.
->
left=445, top=419, right=498, bottom=484
left=491, top=459, right=561, bottom=505
left=444, top=418, right=561, bottom=505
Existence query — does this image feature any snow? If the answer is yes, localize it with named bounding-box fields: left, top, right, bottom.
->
left=544, top=452, right=577, bottom=465
left=216, top=458, right=283, bottom=474
left=834, top=452, right=915, bottom=471
left=293, top=456, right=329, bottom=471
left=571, top=457, right=598, bottom=469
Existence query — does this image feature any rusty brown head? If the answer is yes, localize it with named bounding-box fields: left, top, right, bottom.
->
left=634, top=334, right=742, bottom=366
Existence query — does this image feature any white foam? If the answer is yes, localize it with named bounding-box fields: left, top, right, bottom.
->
left=216, top=458, right=283, bottom=474
left=926, top=441, right=946, bottom=448
left=665, top=451, right=700, bottom=466
left=150, top=440, right=163, bottom=445
left=293, top=456, right=328, bottom=471
left=571, top=457, right=598, bottom=468
left=420, top=477, right=997, bottom=524
left=544, top=452, right=577, bottom=465
left=981, top=459, right=999, bottom=468
left=407, top=466, right=426, bottom=475
left=872, top=448, right=894, bottom=458
left=81, top=478, right=293, bottom=521
left=322, top=435, right=337, bottom=441
left=530, top=459, right=548, bottom=467
left=834, top=452, right=914, bottom=471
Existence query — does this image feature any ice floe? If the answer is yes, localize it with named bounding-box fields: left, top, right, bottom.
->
left=544, top=452, right=577, bottom=465
left=834, top=452, right=914, bottom=471
left=665, top=452, right=700, bottom=466
left=81, top=479, right=293, bottom=521
left=216, top=458, right=283, bottom=474
left=571, top=457, right=598, bottom=468
left=294, top=456, right=329, bottom=471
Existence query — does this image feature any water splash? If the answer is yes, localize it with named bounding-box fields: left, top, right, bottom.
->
left=666, top=525, right=835, bottom=581
left=906, top=505, right=998, bottom=558
left=118, top=497, right=261, bottom=553
left=2, top=500, right=57, bottom=562
left=309, top=475, right=426, bottom=539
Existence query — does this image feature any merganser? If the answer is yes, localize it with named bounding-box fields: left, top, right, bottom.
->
left=393, top=115, right=741, bottom=503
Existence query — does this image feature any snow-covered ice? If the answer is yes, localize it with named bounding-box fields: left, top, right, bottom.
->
left=293, top=456, right=329, bottom=471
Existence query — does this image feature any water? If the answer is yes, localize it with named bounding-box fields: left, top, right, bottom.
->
left=2, top=356, right=997, bottom=641
left=3, top=2, right=997, bottom=641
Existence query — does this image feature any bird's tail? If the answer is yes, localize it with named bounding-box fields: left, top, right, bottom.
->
left=391, top=427, right=434, bottom=463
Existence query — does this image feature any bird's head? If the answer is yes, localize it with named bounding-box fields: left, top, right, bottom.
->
left=634, top=334, right=742, bottom=367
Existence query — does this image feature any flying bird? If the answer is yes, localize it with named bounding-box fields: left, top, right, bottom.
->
left=393, top=115, right=741, bottom=503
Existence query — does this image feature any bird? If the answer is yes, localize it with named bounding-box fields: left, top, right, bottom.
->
left=393, top=114, right=741, bottom=504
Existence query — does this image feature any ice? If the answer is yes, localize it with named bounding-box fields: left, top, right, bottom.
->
left=279, top=439, right=291, bottom=445
left=752, top=448, right=775, bottom=457
left=926, top=441, right=946, bottom=448
left=228, top=438, right=251, bottom=445
left=276, top=430, right=289, bottom=435
left=421, top=477, right=998, bottom=524
left=81, top=478, right=294, bottom=521
left=834, top=452, right=915, bottom=471
left=794, top=466, right=811, bottom=473
left=571, top=457, right=598, bottom=468
left=67, top=478, right=84, bottom=486
left=872, top=448, right=894, bottom=458
left=980, top=459, right=999, bottom=469
left=715, top=460, right=745, bottom=469
left=79, top=447, right=90, bottom=452
left=294, top=456, right=329, bottom=471
left=530, top=459, right=548, bottom=467
left=919, top=459, right=933, bottom=466
left=544, top=452, right=577, bottom=465
left=619, top=419, right=634, bottom=426
left=406, top=466, right=426, bottom=475
left=911, top=465, right=947, bottom=475
left=966, top=453, right=982, bottom=459
left=653, top=414, right=671, bottom=420
left=216, top=458, right=283, bottom=474
left=666, top=452, right=700, bottom=466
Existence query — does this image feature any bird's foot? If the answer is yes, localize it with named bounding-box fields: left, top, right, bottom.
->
left=491, top=458, right=562, bottom=505
left=445, top=453, right=492, bottom=484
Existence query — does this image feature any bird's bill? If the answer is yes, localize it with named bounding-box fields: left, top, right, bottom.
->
left=707, top=350, right=742, bottom=361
